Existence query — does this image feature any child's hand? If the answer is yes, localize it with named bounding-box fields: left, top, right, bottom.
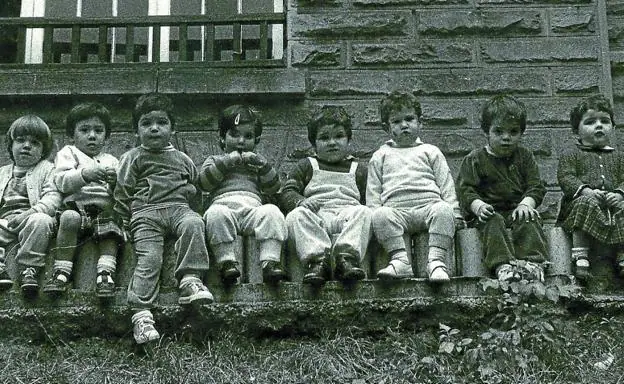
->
left=581, top=187, right=606, bottom=202
left=605, top=192, right=624, bottom=207
left=7, top=209, right=34, bottom=229
left=104, top=167, right=117, bottom=184
left=241, top=152, right=268, bottom=168
left=512, top=204, right=540, bottom=222
left=227, top=151, right=243, bottom=166
left=298, top=199, right=321, bottom=213
left=81, top=164, right=108, bottom=183
left=454, top=217, right=467, bottom=230
left=476, top=204, right=495, bottom=222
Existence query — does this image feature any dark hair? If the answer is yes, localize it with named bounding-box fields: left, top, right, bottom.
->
left=480, top=95, right=527, bottom=134
left=6, top=115, right=53, bottom=162
left=570, top=94, right=615, bottom=134
left=132, top=93, right=175, bottom=131
left=65, top=102, right=112, bottom=138
left=218, top=105, right=262, bottom=150
left=307, top=105, right=352, bottom=145
left=379, top=91, right=422, bottom=131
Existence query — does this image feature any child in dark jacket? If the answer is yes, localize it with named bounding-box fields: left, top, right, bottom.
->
left=456, top=95, right=548, bottom=282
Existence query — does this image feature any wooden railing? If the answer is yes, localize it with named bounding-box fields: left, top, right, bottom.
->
left=0, top=13, right=285, bottom=66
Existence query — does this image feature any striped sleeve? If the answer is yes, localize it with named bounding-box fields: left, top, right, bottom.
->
left=199, top=154, right=236, bottom=193
left=258, top=163, right=281, bottom=196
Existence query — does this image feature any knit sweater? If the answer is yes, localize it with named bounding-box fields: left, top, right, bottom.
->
left=456, top=146, right=546, bottom=219
left=366, top=139, right=461, bottom=217
left=199, top=152, right=280, bottom=204
left=557, top=143, right=624, bottom=222
left=54, top=145, right=119, bottom=209
left=0, top=160, right=61, bottom=217
left=280, top=155, right=367, bottom=213
left=113, top=145, right=199, bottom=223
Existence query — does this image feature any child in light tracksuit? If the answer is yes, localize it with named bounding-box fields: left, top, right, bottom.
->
left=367, top=91, right=463, bottom=282
left=281, top=106, right=371, bottom=285
left=114, top=93, right=213, bottom=345
left=201, top=105, right=287, bottom=286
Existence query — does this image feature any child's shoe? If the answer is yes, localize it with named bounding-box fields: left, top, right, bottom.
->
left=262, top=261, right=287, bottom=284
left=335, top=254, right=365, bottom=282
left=427, top=260, right=450, bottom=283
left=575, top=258, right=590, bottom=280
left=43, top=270, right=70, bottom=295
left=178, top=281, right=214, bottom=306
left=20, top=267, right=39, bottom=294
left=524, top=261, right=545, bottom=282
left=96, top=271, right=115, bottom=298
left=377, top=260, right=413, bottom=280
left=219, top=260, right=241, bottom=286
left=132, top=311, right=160, bottom=345
left=303, top=257, right=330, bottom=285
left=0, top=264, right=12, bottom=290
left=495, top=263, right=519, bottom=282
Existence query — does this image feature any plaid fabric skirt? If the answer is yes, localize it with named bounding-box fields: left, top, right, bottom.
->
left=61, top=203, right=124, bottom=243
left=563, top=195, right=624, bottom=244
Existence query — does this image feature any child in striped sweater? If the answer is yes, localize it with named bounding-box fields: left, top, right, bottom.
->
left=201, top=105, right=287, bottom=286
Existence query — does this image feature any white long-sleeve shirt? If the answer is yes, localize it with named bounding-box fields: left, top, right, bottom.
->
left=366, top=139, right=461, bottom=217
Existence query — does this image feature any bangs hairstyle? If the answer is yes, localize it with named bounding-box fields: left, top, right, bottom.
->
left=480, top=95, right=527, bottom=134
left=132, top=93, right=175, bottom=131
left=218, top=105, right=262, bottom=146
left=379, top=91, right=422, bottom=131
left=66, top=102, right=112, bottom=138
left=307, top=105, right=352, bottom=145
left=6, top=115, right=53, bottom=161
left=570, top=95, right=615, bottom=134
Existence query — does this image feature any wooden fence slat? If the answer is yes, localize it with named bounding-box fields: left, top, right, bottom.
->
left=233, top=23, right=242, bottom=62
left=259, top=21, right=268, bottom=60
left=71, top=25, right=81, bottom=63
left=179, top=24, right=188, bottom=62
left=125, top=25, right=135, bottom=63
left=98, top=25, right=108, bottom=63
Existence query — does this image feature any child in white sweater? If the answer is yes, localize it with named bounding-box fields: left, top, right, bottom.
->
left=367, top=91, right=463, bottom=282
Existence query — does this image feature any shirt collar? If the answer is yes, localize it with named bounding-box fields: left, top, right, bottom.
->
left=386, top=137, right=423, bottom=147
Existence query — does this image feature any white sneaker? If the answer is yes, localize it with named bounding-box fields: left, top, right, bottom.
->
left=496, top=263, right=519, bottom=282
left=377, top=260, right=413, bottom=279
left=427, top=260, right=450, bottom=283
left=132, top=313, right=160, bottom=344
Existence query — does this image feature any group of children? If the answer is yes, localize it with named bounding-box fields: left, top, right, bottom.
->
left=0, top=91, right=619, bottom=345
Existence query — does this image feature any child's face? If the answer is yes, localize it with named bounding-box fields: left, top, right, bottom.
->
left=578, top=109, right=613, bottom=148
left=487, top=118, right=522, bottom=157
left=223, top=123, right=257, bottom=153
left=137, top=110, right=173, bottom=150
left=314, top=124, right=350, bottom=163
left=388, top=107, right=421, bottom=147
left=74, top=116, right=106, bottom=157
left=12, top=135, right=43, bottom=168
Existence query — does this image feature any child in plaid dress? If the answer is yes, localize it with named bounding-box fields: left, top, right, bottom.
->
left=557, top=95, right=624, bottom=279
left=44, top=102, right=123, bottom=298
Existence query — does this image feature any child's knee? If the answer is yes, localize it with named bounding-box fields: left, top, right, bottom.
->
left=59, top=210, right=82, bottom=232
left=285, top=206, right=313, bottom=227
left=371, top=206, right=395, bottom=227
left=203, top=204, right=232, bottom=222
left=26, top=212, right=55, bottom=230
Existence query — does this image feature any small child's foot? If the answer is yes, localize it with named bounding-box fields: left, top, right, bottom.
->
left=524, top=261, right=545, bottom=282
left=132, top=311, right=160, bottom=345
left=20, top=267, right=39, bottom=295
left=0, top=265, right=12, bottom=290
left=427, top=260, right=450, bottom=283
left=303, top=257, right=330, bottom=286
left=575, top=259, right=590, bottom=280
left=178, top=281, right=214, bottom=306
left=219, top=260, right=241, bottom=286
left=496, top=263, right=519, bottom=282
left=96, top=271, right=115, bottom=298
left=377, top=260, right=413, bottom=280
left=43, top=270, right=70, bottom=295
left=262, top=261, right=287, bottom=285
left=335, top=254, right=365, bottom=282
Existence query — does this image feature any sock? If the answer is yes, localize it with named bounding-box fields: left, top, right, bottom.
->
left=427, top=246, right=446, bottom=264
left=54, top=260, right=73, bottom=279
left=131, top=309, right=153, bottom=324
left=179, top=273, right=201, bottom=289
left=388, top=249, right=409, bottom=264
left=572, top=247, right=589, bottom=267
left=97, top=254, right=117, bottom=275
